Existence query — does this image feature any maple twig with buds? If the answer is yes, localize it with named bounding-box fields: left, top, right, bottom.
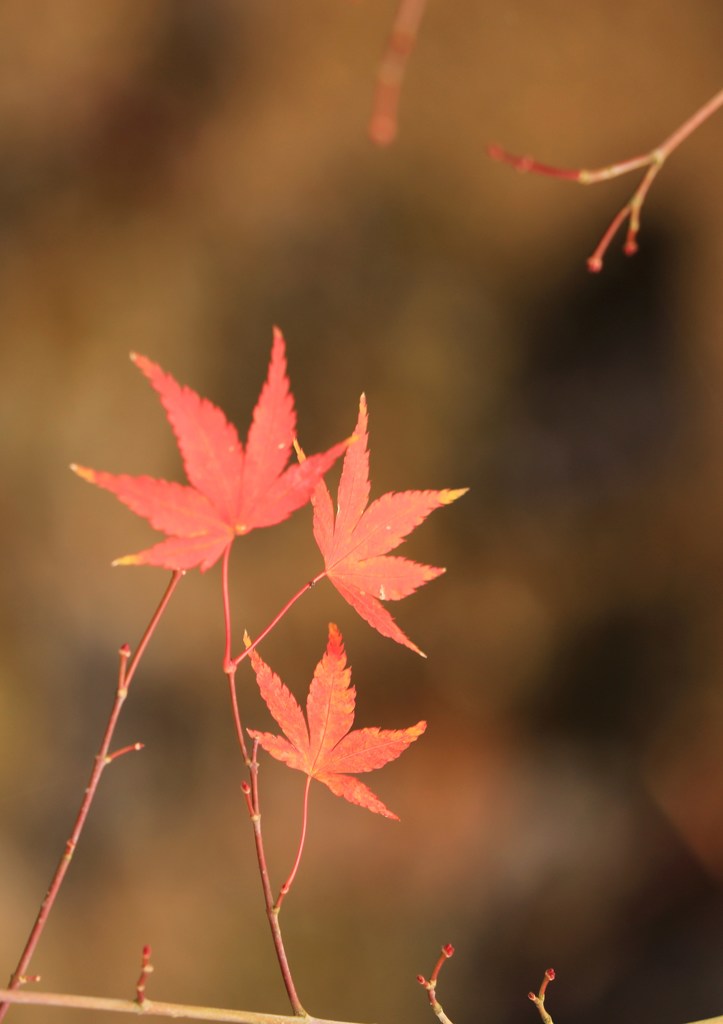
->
left=0, top=571, right=182, bottom=1023
left=488, top=87, right=723, bottom=271
left=528, top=968, right=556, bottom=1024
left=418, top=944, right=456, bottom=1024
left=0, top=985, right=372, bottom=1024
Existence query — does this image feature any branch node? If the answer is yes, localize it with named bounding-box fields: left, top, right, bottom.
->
left=135, top=944, right=154, bottom=1006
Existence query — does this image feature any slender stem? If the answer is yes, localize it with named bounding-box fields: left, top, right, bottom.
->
left=0, top=571, right=183, bottom=1022
left=135, top=945, right=154, bottom=1006
left=528, top=968, right=556, bottom=1024
left=221, top=544, right=235, bottom=673
left=243, top=746, right=306, bottom=1017
left=658, top=87, right=723, bottom=154
left=274, top=776, right=312, bottom=913
left=417, top=945, right=456, bottom=1024
left=0, top=986, right=368, bottom=1024
left=231, top=573, right=325, bottom=669
left=489, top=87, right=723, bottom=271
left=219, top=544, right=250, bottom=762
left=220, top=544, right=315, bottom=1010
left=227, top=667, right=250, bottom=764
left=369, top=0, right=428, bottom=146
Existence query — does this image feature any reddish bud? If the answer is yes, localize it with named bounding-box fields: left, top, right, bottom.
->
left=417, top=975, right=427, bottom=986
left=528, top=992, right=536, bottom=1001
left=241, top=781, right=251, bottom=795
left=442, top=944, right=455, bottom=958
left=545, top=968, right=555, bottom=981
left=119, top=643, right=131, bottom=658
left=587, top=257, right=603, bottom=273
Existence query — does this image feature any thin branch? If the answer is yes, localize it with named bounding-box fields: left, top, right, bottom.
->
left=528, top=968, right=556, bottom=1024
left=135, top=945, right=154, bottom=1006
left=242, top=746, right=306, bottom=1016
left=417, top=944, right=456, bottom=1024
left=0, top=571, right=183, bottom=1022
left=274, top=776, right=312, bottom=913
left=0, top=987, right=369, bottom=1024
left=488, top=87, right=723, bottom=271
left=227, top=667, right=251, bottom=764
left=230, top=575, right=323, bottom=670
left=369, top=0, right=428, bottom=146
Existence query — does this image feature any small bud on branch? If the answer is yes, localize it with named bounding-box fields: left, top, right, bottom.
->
left=489, top=88, right=723, bottom=271
left=528, top=968, right=556, bottom=1024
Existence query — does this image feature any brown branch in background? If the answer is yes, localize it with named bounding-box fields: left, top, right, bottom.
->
left=0, top=570, right=183, bottom=1023
left=488, top=87, right=723, bottom=271
left=528, top=968, right=556, bottom=1024
left=369, top=0, right=428, bottom=146
left=417, top=944, right=456, bottom=1024
left=0, top=986, right=370, bottom=1024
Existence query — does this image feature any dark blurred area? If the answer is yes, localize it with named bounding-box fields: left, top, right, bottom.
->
left=1, top=3, right=722, bottom=1024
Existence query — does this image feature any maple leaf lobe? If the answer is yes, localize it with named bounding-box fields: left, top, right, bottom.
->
left=247, top=623, right=426, bottom=819
left=72, top=331, right=348, bottom=571
left=312, top=395, right=467, bottom=655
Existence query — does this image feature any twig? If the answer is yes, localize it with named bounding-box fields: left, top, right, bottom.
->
left=528, top=968, right=555, bottom=1024
left=0, top=987, right=369, bottom=1024
left=417, top=944, right=455, bottom=1024
left=220, top=547, right=310, bottom=1013
left=135, top=946, right=154, bottom=1006
left=0, top=571, right=183, bottom=1022
left=369, top=0, right=428, bottom=146
left=241, top=747, right=306, bottom=1016
left=488, top=87, right=723, bottom=271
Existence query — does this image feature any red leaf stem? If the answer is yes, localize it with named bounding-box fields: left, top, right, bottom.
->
left=274, top=775, right=312, bottom=913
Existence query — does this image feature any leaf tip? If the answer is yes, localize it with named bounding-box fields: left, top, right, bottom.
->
left=441, top=487, right=469, bottom=505
left=271, top=325, right=287, bottom=363
left=111, top=554, right=138, bottom=567
left=70, top=463, right=94, bottom=482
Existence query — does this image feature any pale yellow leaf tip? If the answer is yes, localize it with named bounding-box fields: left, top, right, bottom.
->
left=242, top=630, right=252, bottom=649
left=70, top=463, right=94, bottom=482
left=441, top=487, right=469, bottom=505
left=112, top=554, right=138, bottom=567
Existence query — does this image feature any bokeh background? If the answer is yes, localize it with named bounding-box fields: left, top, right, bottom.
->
left=0, top=3, right=722, bottom=1023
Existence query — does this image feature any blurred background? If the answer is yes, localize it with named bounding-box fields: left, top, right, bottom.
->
left=0, top=2, right=722, bottom=1023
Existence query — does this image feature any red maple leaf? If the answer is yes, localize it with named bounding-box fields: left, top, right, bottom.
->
left=247, top=624, right=425, bottom=819
left=72, top=329, right=348, bottom=572
left=311, top=395, right=467, bottom=656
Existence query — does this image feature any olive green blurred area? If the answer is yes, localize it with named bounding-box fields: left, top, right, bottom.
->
left=1, top=2, right=722, bottom=1023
